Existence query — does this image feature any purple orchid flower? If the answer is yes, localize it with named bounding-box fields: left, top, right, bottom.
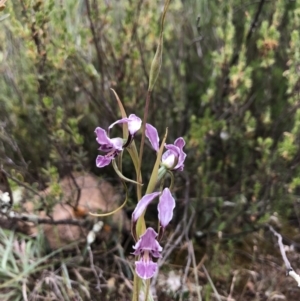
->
left=95, top=114, right=142, bottom=168
left=132, top=227, right=162, bottom=279
left=145, top=123, right=186, bottom=171
left=109, top=114, right=142, bottom=137
left=132, top=188, right=175, bottom=279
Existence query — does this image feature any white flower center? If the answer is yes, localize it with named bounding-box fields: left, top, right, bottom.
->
left=163, top=153, right=175, bottom=168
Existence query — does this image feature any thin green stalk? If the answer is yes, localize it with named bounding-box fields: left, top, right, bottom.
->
left=137, top=90, right=152, bottom=196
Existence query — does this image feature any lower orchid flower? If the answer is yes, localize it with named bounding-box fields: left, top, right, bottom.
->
left=132, top=227, right=162, bottom=279
left=132, top=188, right=175, bottom=279
left=95, top=114, right=141, bottom=168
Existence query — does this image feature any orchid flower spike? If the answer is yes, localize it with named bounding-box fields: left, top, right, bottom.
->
left=95, top=114, right=141, bottom=168
left=145, top=123, right=186, bottom=171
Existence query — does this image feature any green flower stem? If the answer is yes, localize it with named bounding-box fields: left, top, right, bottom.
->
left=137, top=90, right=152, bottom=200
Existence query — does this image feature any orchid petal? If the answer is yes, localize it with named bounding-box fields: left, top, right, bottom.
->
left=135, top=260, right=157, bottom=280
left=165, top=144, right=180, bottom=155
left=132, top=227, right=162, bottom=257
left=162, top=139, right=187, bottom=171
left=109, top=117, right=130, bottom=130
left=96, top=155, right=113, bottom=168
left=108, top=114, right=142, bottom=135
left=162, top=144, right=180, bottom=168
left=161, top=150, right=176, bottom=168
left=145, top=123, right=159, bottom=152
left=158, top=188, right=175, bottom=228
left=174, top=137, right=187, bottom=170
left=95, top=127, right=111, bottom=145
left=174, top=137, right=185, bottom=149
left=109, top=137, right=124, bottom=150
left=95, top=127, right=123, bottom=151
left=132, top=192, right=160, bottom=222
left=127, top=114, right=142, bottom=135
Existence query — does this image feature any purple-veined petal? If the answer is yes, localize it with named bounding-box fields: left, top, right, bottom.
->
left=158, top=188, right=175, bottom=228
left=96, top=155, right=113, bottom=168
left=132, top=192, right=160, bottom=222
left=145, top=123, right=159, bottom=152
left=132, top=227, right=162, bottom=257
left=135, top=260, right=157, bottom=280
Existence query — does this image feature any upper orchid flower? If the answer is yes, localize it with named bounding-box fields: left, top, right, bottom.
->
left=132, top=188, right=175, bottom=279
left=95, top=114, right=141, bottom=168
left=145, top=123, right=186, bottom=171
left=109, top=114, right=142, bottom=139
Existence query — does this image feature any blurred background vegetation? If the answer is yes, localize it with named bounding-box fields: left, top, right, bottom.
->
left=1, top=0, right=300, bottom=300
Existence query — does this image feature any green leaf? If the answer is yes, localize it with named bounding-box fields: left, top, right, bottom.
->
left=112, top=159, right=142, bottom=186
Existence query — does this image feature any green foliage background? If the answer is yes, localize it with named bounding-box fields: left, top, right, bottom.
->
left=1, top=0, right=300, bottom=299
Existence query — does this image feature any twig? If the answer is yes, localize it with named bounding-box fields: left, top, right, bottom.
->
left=179, top=242, right=192, bottom=301
left=188, top=240, right=202, bottom=301
left=1, top=169, right=42, bottom=198
left=88, top=246, right=102, bottom=292
left=22, top=279, right=28, bottom=301
left=68, top=172, right=82, bottom=209
left=202, top=264, right=222, bottom=301
left=267, top=224, right=300, bottom=286
left=227, top=270, right=238, bottom=301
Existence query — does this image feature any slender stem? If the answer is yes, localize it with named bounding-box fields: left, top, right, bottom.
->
left=145, top=279, right=150, bottom=301
left=133, top=91, right=151, bottom=301
left=137, top=90, right=152, bottom=191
